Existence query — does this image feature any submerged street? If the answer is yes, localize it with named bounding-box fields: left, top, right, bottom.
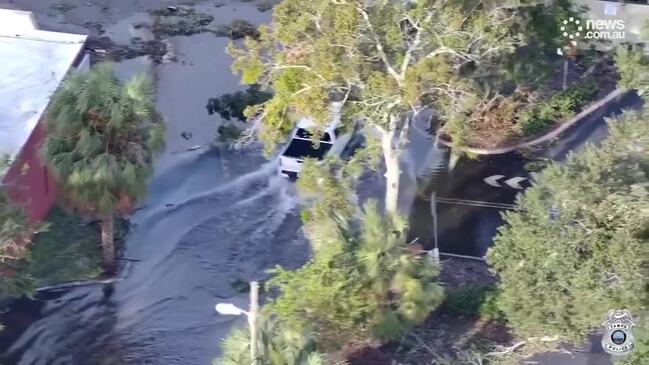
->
left=0, top=1, right=645, bottom=364
left=2, top=148, right=310, bottom=364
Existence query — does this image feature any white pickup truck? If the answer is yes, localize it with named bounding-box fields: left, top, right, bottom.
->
left=278, top=117, right=352, bottom=180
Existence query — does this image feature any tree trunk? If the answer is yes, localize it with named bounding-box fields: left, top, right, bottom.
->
left=100, top=216, right=115, bottom=272
left=381, top=113, right=407, bottom=214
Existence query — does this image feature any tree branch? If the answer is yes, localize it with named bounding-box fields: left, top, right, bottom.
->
left=400, top=13, right=433, bottom=79
left=358, top=7, right=402, bottom=84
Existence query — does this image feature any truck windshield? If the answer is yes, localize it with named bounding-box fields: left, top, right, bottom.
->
left=283, top=139, right=333, bottom=159
left=295, top=128, right=332, bottom=142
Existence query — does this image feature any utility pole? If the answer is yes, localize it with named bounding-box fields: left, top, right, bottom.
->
left=249, top=281, right=260, bottom=365
left=429, top=191, right=440, bottom=264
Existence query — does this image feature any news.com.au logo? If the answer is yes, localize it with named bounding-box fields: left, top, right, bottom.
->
left=561, top=17, right=626, bottom=41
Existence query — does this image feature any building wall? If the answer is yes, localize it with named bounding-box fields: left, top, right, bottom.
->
left=2, top=122, right=57, bottom=223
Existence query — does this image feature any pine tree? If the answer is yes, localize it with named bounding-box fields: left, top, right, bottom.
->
left=42, top=63, right=164, bottom=271
left=269, top=198, right=444, bottom=347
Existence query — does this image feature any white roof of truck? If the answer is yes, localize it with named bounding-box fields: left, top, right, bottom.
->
left=0, top=8, right=87, bottom=158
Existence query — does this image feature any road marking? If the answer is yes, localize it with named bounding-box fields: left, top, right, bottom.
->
left=483, top=175, right=528, bottom=189
left=484, top=174, right=505, bottom=187
left=505, top=176, right=527, bottom=189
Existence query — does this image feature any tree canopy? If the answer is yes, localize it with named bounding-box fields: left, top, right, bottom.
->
left=487, top=107, right=649, bottom=346
left=42, top=63, right=164, bottom=217
left=229, top=0, right=535, bottom=144
left=268, top=197, right=443, bottom=347
left=42, top=63, right=164, bottom=269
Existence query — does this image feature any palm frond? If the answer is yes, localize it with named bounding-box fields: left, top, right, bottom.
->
left=42, top=62, right=165, bottom=217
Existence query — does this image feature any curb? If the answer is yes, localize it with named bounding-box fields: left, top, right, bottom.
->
left=435, top=88, right=629, bottom=155
left=35, top=277, right=121, bottom=292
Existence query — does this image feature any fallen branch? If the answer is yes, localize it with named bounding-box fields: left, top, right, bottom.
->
left=485, top=341, right=526, bottom=357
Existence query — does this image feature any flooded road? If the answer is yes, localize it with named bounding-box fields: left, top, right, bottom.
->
left=0, top=0, right=469, bottom=363
left=1, top=148, right=310, bottom=365
left=0, top=1, right=311, bottom=363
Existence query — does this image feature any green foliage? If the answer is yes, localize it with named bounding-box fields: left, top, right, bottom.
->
left=0, top=190, right=44, bottom=264
left=268, top=199, right=444, bottom=347
left=42, top=63, right=164, bottom=219
left=228, top=0, right=532, bottom=152
left=442, top=285, right=503, bottom=321
left=216, top=123, right=243, bottom=143
left=206, top=84, right=272, bottom=122
left=296, top=158, right=355, bottom=228
left=218, top=316, right=325, bottom=365
left=518, top=79, right=599, bottom=136
left=487, top=108, right=649, bottom=342
left=0, top=156, right=49, bottom=267
left=0, top=206, right=128, bottom=298
left=615, top=46, right=649, bottom=97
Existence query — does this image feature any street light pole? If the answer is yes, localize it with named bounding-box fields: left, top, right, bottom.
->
left=429, top=191, right=440, bottom=264
left=248, top=281, right=259, bottom=365
left=214, top=281, right=261, bottom=365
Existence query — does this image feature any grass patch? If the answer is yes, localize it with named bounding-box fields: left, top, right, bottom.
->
left=441, top=284, right=503, bottom=321
left=1, top=206, right=129, bottom=296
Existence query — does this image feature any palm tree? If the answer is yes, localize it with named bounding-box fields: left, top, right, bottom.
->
left=42, top=63, right=164, bottom=272
left=219, top=315, right=325, bottom=365
left=356, top=201, right=445, bottom=341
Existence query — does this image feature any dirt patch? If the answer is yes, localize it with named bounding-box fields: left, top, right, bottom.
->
left=438, top=257, right=495, bottom=289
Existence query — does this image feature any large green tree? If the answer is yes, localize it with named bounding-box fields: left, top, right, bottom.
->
left=269, top=194, right=443, bottom=347
left=42, top=63, right=164, bottom=271
left=228, top=0, right=536, bottom=213
left=486, top=107, right=649, bottom=353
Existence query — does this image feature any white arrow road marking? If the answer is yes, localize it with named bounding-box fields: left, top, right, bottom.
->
left=484, top=175, right=505, bottom=187
left=505, top=177, right=527, bottom=189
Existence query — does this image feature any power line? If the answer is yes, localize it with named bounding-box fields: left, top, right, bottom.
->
left=422, top=195, right=517, bottom=210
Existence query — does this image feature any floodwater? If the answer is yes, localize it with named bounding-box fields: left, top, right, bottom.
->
left=0, top=0, right=452, bottom=363
left=0, top=1, right=312, bottom=363
left=1, top=149, right=310, bottom=365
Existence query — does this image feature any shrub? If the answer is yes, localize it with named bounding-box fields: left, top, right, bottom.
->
left=442, top=285, right=502, bottom=320
left=488, top=109, right=649, bottom=342
left=206, top=84, right=272, bottom=122
left=518, top=79, right=599, bottom=136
